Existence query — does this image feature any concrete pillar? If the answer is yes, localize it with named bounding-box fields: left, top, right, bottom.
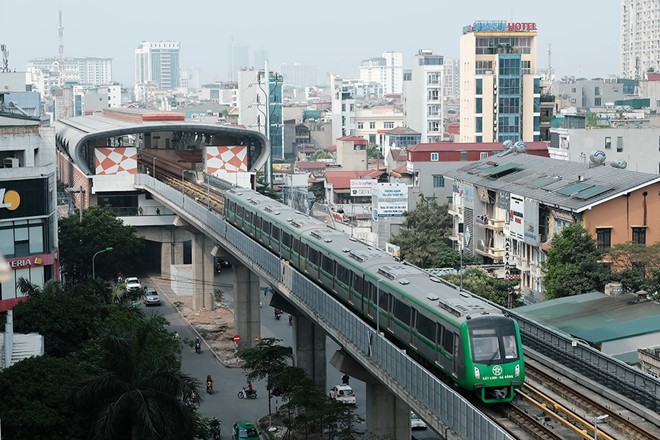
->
left=366, top=382, right=410, bottom=439
left=160, top=242, right=172, bottom=279
left=293, top=315, right=326, bottom=391
left=234, top=263, right=261, bottom=348
left=191, top=233, right=214, bottom=311
left=173, top=242, right=184, bottom=265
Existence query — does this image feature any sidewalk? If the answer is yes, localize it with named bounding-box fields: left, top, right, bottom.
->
left=148, top=273, right=243, bottom=367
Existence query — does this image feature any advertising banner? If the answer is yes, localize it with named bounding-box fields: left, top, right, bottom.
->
left=509, top=194, right=524, bottom=240
left=0, top=178, right=49, bottom=220
left=463, top=183, right=475, bottom=209
left=206, top=146, right=248, bottom=173
left=95, top=147, right=138, bottom=175
left=523, top=198, right=539, bottom=246
left=350, top=179, right=375, bottom=197
left=373, top=183, right=408, bottom=200
left=376, top=201, right=407, bottom=217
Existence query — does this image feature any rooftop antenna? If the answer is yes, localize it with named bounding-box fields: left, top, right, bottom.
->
left=547, top=44, right=552, bottom=79
left=58, top=10, right=64, bottom=85
left=0, top=44, right=8, bottom=73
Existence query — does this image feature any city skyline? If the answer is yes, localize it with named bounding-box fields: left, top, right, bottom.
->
left=4, top=1, right=619, bottom=86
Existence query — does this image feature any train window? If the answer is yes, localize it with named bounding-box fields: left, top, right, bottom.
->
left=378, top=289, right=389, bottom=311
left=336, top=265, right=350, bottom=286
left=262, top=221, right=271, bottom=235
left=308, top=248, right=319, bottom=266
left=503, top=335, right=518, bottom=360
left=292, top=238, right=300, bottom=255
left=255, top=216, right=262, bottom=230
left=282, top=232, right=292, bottom=248
left=272, top=227, right=280, bottom=242
left=393, top=299, right=410, bottom=325
left=237, top=206, right=244, bottom=218
left=227, top=201, right=235, bottom=213
left=471, top=330, right=501, bottom=363
left=352, top=275, right=364, bottom=296
left=442, top=331, right=454, bottom=354
left=245, top=210, right=253, bottom=225
left=417, top=314, right=435, bottom=341
left=321, top=254, right=335, bottom=275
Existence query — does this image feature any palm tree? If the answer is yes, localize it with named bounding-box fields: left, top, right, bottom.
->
left=16, top=277, right=62, bottom=297
left=74, top=316, right=199, bottom=440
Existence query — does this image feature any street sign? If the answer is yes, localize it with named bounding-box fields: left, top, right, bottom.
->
left=233, top=335, right=241, bottom=343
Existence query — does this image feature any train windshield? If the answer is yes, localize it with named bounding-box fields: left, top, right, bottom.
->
left=468, top=319, right=519, bottom=363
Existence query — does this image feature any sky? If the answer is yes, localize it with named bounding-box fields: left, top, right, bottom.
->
left=2, top=1, right=620, bottom=86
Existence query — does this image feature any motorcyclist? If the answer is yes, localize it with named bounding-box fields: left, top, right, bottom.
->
left=288, top=314, right=293, bottom=325
left=195, top=337, right=201, bottom=353
left=274, top=307, right=282, bottom=319
left=246, top=381, right=254, bottom=396
left=209, top=417, right=221, bottom=439
left=206, top=375, right=214, bottom=393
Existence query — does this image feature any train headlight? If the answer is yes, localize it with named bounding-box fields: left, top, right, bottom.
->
left=515, top=364, right=520, bottom=377
left=474, top=367, right=481, bottom=379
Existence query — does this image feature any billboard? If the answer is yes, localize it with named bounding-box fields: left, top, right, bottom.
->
left=509, top=194, right=524, bottom=240
left=95, top=147, right=138, bottom=175
left=350, top=179, right=375, bottom=197
left=373, top=183, right=408, bottom=199
left=0, top=178, right=49, bottom=220
left=376, top=201, right=407, bottom=217
left=523, top=198, right=539, bottom=246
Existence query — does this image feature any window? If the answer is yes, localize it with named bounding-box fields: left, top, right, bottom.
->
left=476, top=78, right=483, bottom=94
left=427, top=73, right=439, bottom=84
left=442, top=330, right=454, bottom=354
left=417, top=314, right=435, bottom=341
left=369, top=122, right=376, bottom=129
left=432, top=175, right=445, bottom=187
left=384, top=121, right=394, bottom=129
left=596, top=228, right=611, bottom=249
left=337, top=265, right=351, bottom=286
left=428, top=105, right=439, bottom=116
left=321, top=254, right=335, bottom=275
left=476, top=98, right=482, bottom=114
left=460, top=151, right=468, bottom=161
left=357, top=122, right=364, bottom=129
left=632, top=227, right=646, bottom=244
left=480, top=152, right=488, bottom=159
left=617, top=136, right=624, bottom=152
left=605, top=137, right=611, bottom=150
left=430, top=152, right=439, bottom=161
left=427, top=89, right=439, bottom=101
left=594, top=97, right=602, bottom=106
left=308, top=248, right=319, bottom=266
left=428, top=121, right=440, bottom=132
left=594, top=86, right=601, bottom=96
left=393, top=298, right=410, bottom=325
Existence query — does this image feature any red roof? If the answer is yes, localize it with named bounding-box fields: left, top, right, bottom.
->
left=407, top=142, right=549, bottom=152
left=326, top=145, right=337, bottom=152
left=447, top=123, right=460, bottom=135
left=324, top=170, right=382, bottom=189
left=337, top=136, right=367, bottom=145
left=389, top=148, right=407, bottom=161
left=296, top=161, right=327, bottom=169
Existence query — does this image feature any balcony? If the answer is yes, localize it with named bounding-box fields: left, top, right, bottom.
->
left=448, top=203, right=462, bottom=215
left=484, top=218, right=505, bottom=231
left=475, top=245, right=505, bottom=261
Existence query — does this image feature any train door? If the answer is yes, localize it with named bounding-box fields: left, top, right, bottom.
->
left=351, top=274, right=365, bottom=314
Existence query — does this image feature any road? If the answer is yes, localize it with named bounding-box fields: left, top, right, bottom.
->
left=145, top=270, right=440, bottom=439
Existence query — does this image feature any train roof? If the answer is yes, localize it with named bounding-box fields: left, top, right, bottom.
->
left=226, top=188, right=506, bottom=324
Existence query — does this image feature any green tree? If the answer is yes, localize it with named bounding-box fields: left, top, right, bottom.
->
left=391, top=195, right=466, bottom=268
left=59, top=206, right=145, bottom=282
left=542, top=223, right=608, bottom=299
left=608, top=242, right=660, bottom=293
left=309, top=149, right=331, bottom=161
left=0, top=355, right=90, bottom=440
left=74, top=315, right=198, bottom=440
left=367, top=143, right=383, bottom=160
left=443, top=268, right=520, bottom=307
left=237, top=337, right=293, bottom=417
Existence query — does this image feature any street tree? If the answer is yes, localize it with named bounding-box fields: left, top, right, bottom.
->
left=367, top=143, right=383, bottom=160
left=542, top=223, right=608, bottom=299
left=443, top=267, right=520, bottom=307
left=310, top=149, right=332, bottom=161
left=59, top=206, right=145, bottom=283
left=608, top=242, right=660, bottom=293
left=237, top=337, right=293, bottom=417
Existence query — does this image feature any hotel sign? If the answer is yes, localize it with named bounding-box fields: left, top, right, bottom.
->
left=463, top=21, right=537, bottom=33
left=6, top=252, right=56, bottom=270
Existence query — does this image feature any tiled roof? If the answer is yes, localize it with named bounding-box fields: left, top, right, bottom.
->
left=408, top=142, right=548, bottom=152
left=337, top=135, right=367, bottom=144
left=444, top=152, right=660, bottom=213
left=324, top=170, right=382, bottom=189
left=296, top=161, right=326, bottom=169
left=387, top=126, right=420, bottom=135
left=389, top=148, right=407, bottom=162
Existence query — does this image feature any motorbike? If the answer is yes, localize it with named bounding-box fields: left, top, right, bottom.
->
left=206, top=380, right=214, bottom=394
left=288, top=315, right=293, bottom=325
left=209, top=418, right=221, bottom=440
left=237, top=387, right=258, bottom=399
left=274, top=310, right=282, bottom=320
left=195, top=341, right=201, bottom=354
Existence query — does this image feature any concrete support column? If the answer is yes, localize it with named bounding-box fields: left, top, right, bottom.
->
left=191, top=233, right=214, bottom=311
left=160, top=242, right=172, bottom=279
left=366, top=382, right=410, bottom=439
left=173, top=242, right=184, bottom=265
left=234, top=264, right=261, bottom=348
left=293, top=315, right=326, bottom=391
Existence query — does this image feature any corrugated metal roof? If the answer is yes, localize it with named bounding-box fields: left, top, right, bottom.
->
left=515, top=292, right=660, bottom=344
left=445, top=153, right=660, bottom=212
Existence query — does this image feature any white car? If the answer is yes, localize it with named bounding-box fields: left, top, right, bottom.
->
left=144, top=287, right=161, bottom=306
left=125, top=277, right=142, bottom=291
left=410, top=411, right=427, bottom=430
left=329, top=384, right=356, bottom=405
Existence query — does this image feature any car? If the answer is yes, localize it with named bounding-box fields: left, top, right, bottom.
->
left=329, top=384, right=356, bottom=405
left=125, top=277, right=142, bottom=291
left=144, top=287, right=161, bottom=306
left=410, top=411, right=427, bottom=430
left=231, top=420, right=259, bottom=440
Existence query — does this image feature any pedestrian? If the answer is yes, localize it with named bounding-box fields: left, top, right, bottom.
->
left=174, top=331, right=180, bottom=340
left=156, top=208, right=161, bottom=215
left=138, top=206, right=143, bottom=215
left=117, top=273, right=124, bottom=284
left=342, top=374, right=350, bottom=385
left=264, top=286, right=269, bottom=297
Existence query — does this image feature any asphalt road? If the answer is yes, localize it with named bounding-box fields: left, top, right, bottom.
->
left=145, top=270, right=440, bottom=439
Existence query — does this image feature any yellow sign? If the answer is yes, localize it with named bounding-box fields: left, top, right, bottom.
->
left=0, top=189, right=20, bottom=211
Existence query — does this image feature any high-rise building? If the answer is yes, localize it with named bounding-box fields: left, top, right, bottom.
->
left=134, top=41, right=180, bottom=89
left=27, top=57, right=112, bottom=95
left=459, top=20, right=540, bottom=143
left=402, top=50, right=446, bottom=143
left=330, top=75, right=357, bottom=142
left=254, top=48, right=269, bottom=72
left=621, top=0, right=660, bottom=79
left=180, top=68, right=201, bottom=90
left=228, top=38, right=249, bottom=81
left=279, top=63, right=319, bottom=87
left=359, top=52, right=403, bottom=95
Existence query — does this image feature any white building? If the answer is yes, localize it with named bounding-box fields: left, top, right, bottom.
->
left=621, top=0, right=660, bottom=79
left=279, top=63, right=319, bottom=87
left=359, top=51, right=403, bottom=95
left=180, top=68, right=201, bottom=91
left=402, top=49, right=446, bottom=143
left=135, top=41, right=180, bottom=89
left=330, top=75, right=357, bottom=142
left=353, top=105, right=404, bottom=146
left=27, top=57, right=112, bottom=98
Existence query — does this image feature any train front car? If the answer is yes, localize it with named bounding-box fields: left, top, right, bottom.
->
left=462, top=315, right=525, bottom=403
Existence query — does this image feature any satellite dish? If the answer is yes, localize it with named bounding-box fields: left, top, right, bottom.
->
left=589, top=150, right=607, bottom=164
left=610, top=159, right=628, bottom=169
left=503, top=140, right=514, bottom=149
left=513, top=141, right=527, bottom=153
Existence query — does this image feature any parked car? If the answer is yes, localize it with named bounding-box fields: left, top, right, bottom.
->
left=231, top=420, right=259, bottom=440
left=125, top=277, right=142, bottom=291
left=411, top=411, right=427, bottom=430
left=144, top=287, right=161, bottom=306
left=329, top=384, right=356, bottom=405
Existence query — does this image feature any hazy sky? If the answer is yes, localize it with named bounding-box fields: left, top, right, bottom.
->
left=3, top=1, right=619, bottom=85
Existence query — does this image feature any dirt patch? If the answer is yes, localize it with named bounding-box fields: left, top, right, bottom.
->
left=171, top=296, right=244, bottom=368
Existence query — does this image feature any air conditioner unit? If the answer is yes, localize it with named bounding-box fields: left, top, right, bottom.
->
left=3, top=158, right=18, bottom=168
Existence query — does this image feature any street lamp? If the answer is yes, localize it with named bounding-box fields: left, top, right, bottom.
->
left=92, top=247, right=113, bottom=279
left=152, top=156, right=157, bottom=176
left=593, top=414, right=609, bottom=439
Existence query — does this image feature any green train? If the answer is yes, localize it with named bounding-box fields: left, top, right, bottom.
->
left=224, top=188, right=525, bottom=403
